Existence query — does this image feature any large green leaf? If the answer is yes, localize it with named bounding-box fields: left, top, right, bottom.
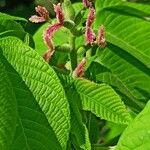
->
left=0, top=12, right=27, bottom=23
left=0, top=56, right=62, bottom=150
left=95, top=0, right=150, bottom=20
left=89, top=61, right=144, bottom=112
left=74, top=78, right=132, bottom=125
left=0, top=59, right=17, bottom=149
left=0, top=36, right=70, bottom=149
left=116, top=101, right=150, bottom=150
left=94, top=1, right=150, bottom=102
left=10, top=71, right=61, bottom=150
left=95, top=45, right=150, bottom=103
left=0, top=18, right=24, bottom=35
left=95, top=10, right=150, bottom=70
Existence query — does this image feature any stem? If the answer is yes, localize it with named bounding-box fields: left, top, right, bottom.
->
left=70, top=36, right=77, bottom=71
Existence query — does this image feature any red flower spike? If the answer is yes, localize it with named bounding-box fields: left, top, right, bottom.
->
left=73, top=58, right=86, bottom=78
left=29, top=5, right=49, bottom=23
left=82, top=0, right=92, bottom=8
left=86, top=8, right=95, bottom=27
left=29, top=15, right=46, bottom=23
left=85, top=27, right=95, bottom=45
left=35, top=6, right=49, bottom=20
left=85, top=8, right=95, bottom=45
left=43, top=23, right=62, bottom=61
left=96, top=25, right=106, bottom=48
left=53, top=3, right=64, bottom=24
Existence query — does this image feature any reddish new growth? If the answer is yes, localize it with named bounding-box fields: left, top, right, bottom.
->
left=96, top=25, right=106, bottom=48
left=86, top=8, right=95, bottom=27
left=29, top=6, right=49, bottom=23
left=85, top=8, right=95, bottom=45
left=73, top=58, right=86, bottom=78
left=82, top=0, right=92, bottom=8
left=43, top=3, right=64, bottom=62
left=85, top=27, right=95, bottom=45
left=53, top=3, right=64, bottom=24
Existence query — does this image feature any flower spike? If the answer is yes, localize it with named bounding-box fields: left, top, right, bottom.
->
left=29, top=6, right=49, bottom=23
left=85, top=8, right=95, bottom=45
left=43, top=23, right=62, bottom=61
left=96, top=25, right=106, bottom=48
left=85, top=27, right=95, bottom=45
left=82, top=0, right=92, bottom=8
left=86, top=8, right=95, bottom=28
left=73, top=58, right=86, bottom=78
left=53, top=3, right=64, bottom=24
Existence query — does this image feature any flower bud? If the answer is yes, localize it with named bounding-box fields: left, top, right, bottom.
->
left=82, top=0, right=92, bottom=8
left=85, top=27, right=95, bottom=45
left=86, top=8, right=95, bottom=27
left=53, top=3, right=64, bottom=24
left=73, top=58, right=86, bottom=78
left=43, top=23, right=62, bottom=61
left=29, top=5, right=49, bottom=23
left=62, top=0, right=75, bottom=20
left=96, top=25, right=106, bottom=48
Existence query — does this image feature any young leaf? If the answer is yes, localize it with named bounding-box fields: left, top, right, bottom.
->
left=74, top=78, right=132, bottom=125
left=0, top=59, right=17, bottom=149
left=116, top=101, right=150, bottom=150
left=0, top=36, right=70, bottom=149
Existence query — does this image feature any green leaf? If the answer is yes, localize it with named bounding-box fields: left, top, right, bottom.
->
left=65, top=88, right=91, bottom=150
left=116, top=101, right=150, bottom=150
left=0, top=19, right=24, bottom=35
left=0, top=59, right=17, bottom=149
left=95, top=44, right=150, bottom=102
left=0, top=57, right=62, bottom=150
left=95, top=0, right=150, bottom=20
left=0, top=30, right=35, bottom=48
left=0, top=36, right=70, bottom=149
left=0, top=12, right=27, bottom=23
left=95, top=10, right=150, bottom=70
left=94, top=4, right=150, bottom=102
left=89, top=61, right=143, bottom=112
left=74, top=78, right=132, bottom=125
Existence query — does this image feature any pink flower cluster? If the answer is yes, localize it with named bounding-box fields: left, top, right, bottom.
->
left=29, top=3, right=64, bottom=62
left=83, top=0, right=106, bottom=47
left=29, top=6, right=49, bottom=23
left=29, top=1, right=106, bottom=78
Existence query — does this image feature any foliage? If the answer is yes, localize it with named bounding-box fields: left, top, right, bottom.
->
left=0, top=0, right=150, bottom=149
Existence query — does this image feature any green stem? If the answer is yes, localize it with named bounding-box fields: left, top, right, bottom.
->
left=70, top=36, right=77, bottom=71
